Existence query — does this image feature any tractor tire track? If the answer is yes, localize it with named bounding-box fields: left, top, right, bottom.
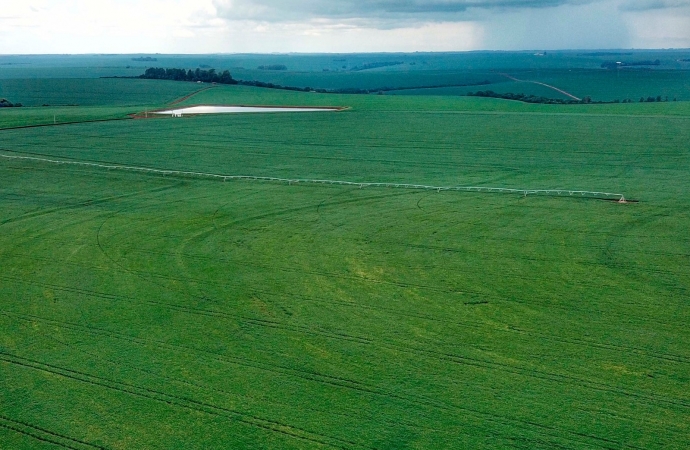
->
left=1, top=312, right=661, bottom=449
left=0, top=274, right=373, bottom=347
left=4, top=253, right=688, bottom=369
left=0, top=183, right=181, bottom=227
left=29, top=325, right=419, bottom=437
left=0, top=351, right=365, bottom=450
left=0, top=415, right=108, bottom=450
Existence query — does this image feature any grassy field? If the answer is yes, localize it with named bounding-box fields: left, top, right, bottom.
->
left=386, top=82, right=572, bottom=100
left=0, top=78, right=202, bottom=107
left=3, top=51, right=689, bottom=102
left=3, top=50, right=689, bottom=74
left=229, top=68, right=503, bottom=91
left=504, top=69, right=690, bottom=102
left=385, top=70, right=690, bottom=102
left=1, top=82, right=689, bottom=449
left=174, top=83, right=690, bottom=116
left=0, top=106, right=144, bottom=130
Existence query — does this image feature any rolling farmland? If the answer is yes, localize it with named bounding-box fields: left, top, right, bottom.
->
left=1, top=74, right=690, bottom=449
left=0, top=78, right=202, bottom=107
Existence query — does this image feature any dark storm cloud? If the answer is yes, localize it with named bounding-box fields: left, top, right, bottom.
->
left=214, top=0, right=596, bottom=23
left=619, top=0, right=690, bottom=10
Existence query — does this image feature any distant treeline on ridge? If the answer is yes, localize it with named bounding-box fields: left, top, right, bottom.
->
left=468, top=90, right=587, bottom=104
left=468, top=90, right=675, bottom=104
left=350, top=61, right=404, bottom=71
left=0, top=98, right=22, bottom=108
left=140, top=67, right=237, bottom=84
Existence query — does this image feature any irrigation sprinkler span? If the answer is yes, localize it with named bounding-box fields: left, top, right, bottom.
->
left=0, top=153, right=628, bottom=202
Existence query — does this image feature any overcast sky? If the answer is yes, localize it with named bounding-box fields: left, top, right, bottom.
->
left=1, top=0, right=689, bottom=53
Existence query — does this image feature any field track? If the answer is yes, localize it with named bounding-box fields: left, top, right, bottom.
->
left=166, top=85, right=219, bottom=106
left=501, top=74, right=582, bottom=101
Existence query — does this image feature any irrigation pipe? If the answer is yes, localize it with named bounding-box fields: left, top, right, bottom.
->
left=0, top=152, right=628, bottom=202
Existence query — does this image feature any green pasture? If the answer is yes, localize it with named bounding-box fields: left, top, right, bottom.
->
left=1, top=83, right=689, bottom=449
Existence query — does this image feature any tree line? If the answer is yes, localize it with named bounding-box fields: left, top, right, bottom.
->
left=350, top=61, right=404, bottom=71
left=0, top=98, right=22, bottom=107
left=467, top=90, right=676, bottom=104
left=140, top=67, right=237, bottom=84
left=467, top=91, right=585, bottom=104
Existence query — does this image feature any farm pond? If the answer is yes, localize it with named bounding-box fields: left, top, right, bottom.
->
left=155, top=106, right=340, bottom=115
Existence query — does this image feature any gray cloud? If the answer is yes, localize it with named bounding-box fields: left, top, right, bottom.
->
left=620, top=0, right=690, bottom=10
left=214, top=0, right=596, bottom=23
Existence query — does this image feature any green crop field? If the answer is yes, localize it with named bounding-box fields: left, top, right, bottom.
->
left=0, top=78, right=202, bottom=107
left=229, top=68, right=503, bottom=91
left=1, top=74, right=690, bottom=449
left=3, top=50, right=689, bottom=101
left=504, top=69, right=690, bottom=102
left=386, top=82, right=572, bottom=100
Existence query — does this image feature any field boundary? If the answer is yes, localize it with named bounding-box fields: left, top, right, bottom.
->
left=0, top=117, right=130, bottom=132
left=0, top=152, right=628, bottom=202
left=500, top=74, right=582, bottom=101
left=166, top=85, right=218, bottom=106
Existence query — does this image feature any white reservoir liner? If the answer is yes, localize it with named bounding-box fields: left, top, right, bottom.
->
left=155, top=105, right=339, bottom=115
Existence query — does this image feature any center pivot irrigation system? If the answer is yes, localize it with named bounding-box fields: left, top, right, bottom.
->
left=0, top=152, right=631, bottom=202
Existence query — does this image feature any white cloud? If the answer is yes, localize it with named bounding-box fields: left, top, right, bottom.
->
left=0, top=0, right=219, bottom=53
left=620, top=0, right=690, bottom=10
left=625, top=8, right=690, bottom=47
left=484, top=1, right=631, bottom=49
left=228, top=21, right=485, bottom=52
left=0, top=0, right=688, bottom=52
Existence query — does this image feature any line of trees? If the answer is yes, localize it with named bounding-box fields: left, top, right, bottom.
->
left=350, top=61, right=404, bottom=71
left=639, top=96, right=674, bottom=102
left=467, top=90, right=676, bottom=104
left=467, top=91, right=585, bottom=104
left=139, top=68, right=237, bottom=84
left=0, top=98, right=22, bottom=107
